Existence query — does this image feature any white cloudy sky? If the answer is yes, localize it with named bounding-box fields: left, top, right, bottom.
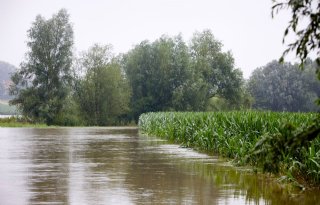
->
left=1, top=0, right=294, bottom=78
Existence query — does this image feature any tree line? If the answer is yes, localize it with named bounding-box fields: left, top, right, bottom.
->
left=248, top=59, right=320, bottom=112
left=9, top=9, right=320, bottom=126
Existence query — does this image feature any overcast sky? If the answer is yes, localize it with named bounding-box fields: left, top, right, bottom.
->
left=0, top=0, right=294, bottom=78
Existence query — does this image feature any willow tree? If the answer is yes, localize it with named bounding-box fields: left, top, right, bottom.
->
left=123, top=35, right=192, bottom=120
left=75, top=44, right=130, bottom=125
left=9, top=9, right=74, bottom=125
left=123, top=31, right=244, bottom=121
left=189, top=30, right=243, bottom=109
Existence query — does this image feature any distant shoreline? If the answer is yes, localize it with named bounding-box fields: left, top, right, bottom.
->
left=0, top=115, right=14, bottom=118
left=0, top=100, right=18, bottom=115
left=0, top=100, right=9, bottom=104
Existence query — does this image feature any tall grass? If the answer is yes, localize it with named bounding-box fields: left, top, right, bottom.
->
left=139, top=111, right=320, bottom=186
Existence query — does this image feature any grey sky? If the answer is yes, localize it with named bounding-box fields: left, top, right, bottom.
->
left=1, top=0, right=293, bottom=78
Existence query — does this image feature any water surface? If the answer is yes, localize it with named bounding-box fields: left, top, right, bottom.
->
left=0, top=127, right=319, bottom=205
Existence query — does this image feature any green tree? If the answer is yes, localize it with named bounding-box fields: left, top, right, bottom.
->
left=189, top=30, right=244, bottom=109
left=75, top=44, right=130, bottom=125
left=248, top=60, right=320, bottom=112
left=9, top=9, right=73, bottom=125
left=123, top=31, right=245, bottom=120
left=123, top=35, right=191, bottom=120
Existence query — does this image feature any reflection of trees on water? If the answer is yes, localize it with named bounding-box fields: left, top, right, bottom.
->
left=27, top=129, right=70, bottom=205
left=179, top=158, right=319, bottom=205
left=81, top=128, right=219, bottom=204
left=123, top=132, right=319, bottom=205
left=120, top=137, right=218, bottom=204
left=76, top=128, right=320, bottom=205
left=123, top=139, right=220, bottom=204
left=78, top=128, right=138, bottom=204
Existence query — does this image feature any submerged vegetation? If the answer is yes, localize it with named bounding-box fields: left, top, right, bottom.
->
left=139, top=112, right=320, bottom=187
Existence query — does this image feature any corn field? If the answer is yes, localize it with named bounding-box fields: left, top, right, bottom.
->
left=139, top=111, right=320, bottom=186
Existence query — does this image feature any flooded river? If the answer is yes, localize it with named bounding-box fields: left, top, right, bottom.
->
left=0, top=127, right=319, bottom=205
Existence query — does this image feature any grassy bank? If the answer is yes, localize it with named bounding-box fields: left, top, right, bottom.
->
left=0, top=117, right=47, bottom=127
left=138, top=111, right=320, bottom=187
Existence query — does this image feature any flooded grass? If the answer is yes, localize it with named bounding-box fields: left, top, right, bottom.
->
left=138, top=111, right=320, bottom=188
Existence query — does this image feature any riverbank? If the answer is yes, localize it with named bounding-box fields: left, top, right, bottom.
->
left=0, top=117, right=47, bottom=127
left=138, top=111, right=320, bottom=189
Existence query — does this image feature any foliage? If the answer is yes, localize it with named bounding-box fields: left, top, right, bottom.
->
left=245, top=1, right=320, bottom=186
left=190, top=30, right=244, bottom=105
left=123, top=35, right=191, bottom=120
left=248, top=59, right=320, bottom=111
left=75, top=44, right=130, bottom=126
left=252, top=117, right=320, bottom=175
left=139, top=111, right=320, bottom=185
left=272, top=0, right=320, bottom=73
left=123, top=31, right=244, bottom=121
left=0, top=116, right=47, bottom=127
left=51, top=96, right=83, bottom=126
left=7, top=10, right=247, bottom=126
left=9, top=9, right=74, bottom=125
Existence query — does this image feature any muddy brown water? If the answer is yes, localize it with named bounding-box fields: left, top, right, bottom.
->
left=0, top=127, right=319, bottom=205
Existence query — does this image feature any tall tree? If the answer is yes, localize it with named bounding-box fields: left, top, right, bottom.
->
left=9, top=9, right=73, bottom=124
left=75, top=44, right=130, bottom=125
left=123, top=31, right=245, bottom=120
left=189, top=30, right=243, bottom=109
left=123, top=35, right=191, bottom=120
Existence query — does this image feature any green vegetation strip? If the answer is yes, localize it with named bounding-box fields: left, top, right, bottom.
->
left=139, top=111, right=320, bottom=187
left=0, top=117, right=47, bottom=127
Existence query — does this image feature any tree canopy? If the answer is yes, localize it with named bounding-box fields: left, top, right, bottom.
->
left=8, top=8, right=246, bottom=125
left=123, top=31, right=244, bottom=121
left=9, top=9, right=74, bottom=124
left=248, top=59, right=320, bottom=112
left=7, top=9, right=302, bottom=125
left=75, top=44, right=130, bottom=125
